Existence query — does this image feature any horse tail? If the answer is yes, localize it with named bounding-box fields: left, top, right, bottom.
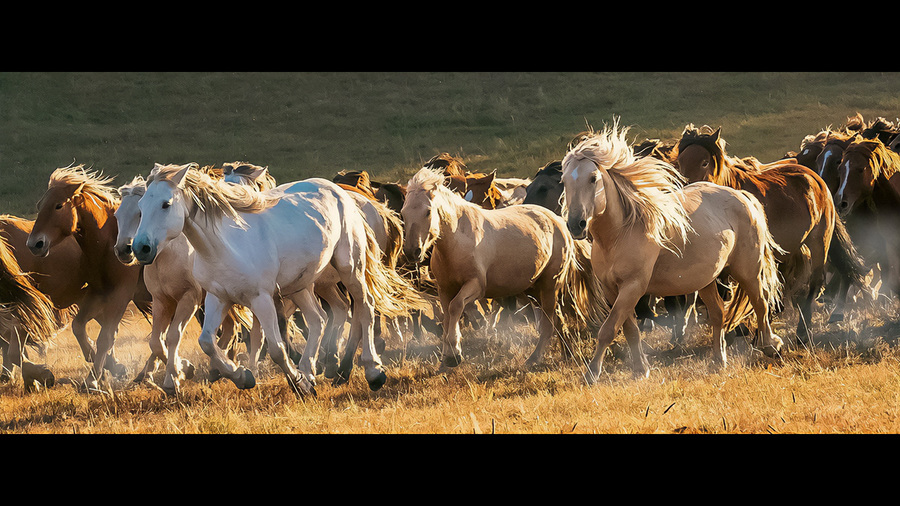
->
left=359, top=217, right=429, bottom=319
left=828, top=213, right=870, bottom=295
left=0, top=235, right=62, bottom=343
left=375, top=201, right=405, bottom=271
left=723, top=192, right=785, bottom=333
left=556, top=235, right=608, bottom=332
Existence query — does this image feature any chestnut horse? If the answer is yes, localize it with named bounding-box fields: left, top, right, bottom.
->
left=401, top=167, right=605, bottom=369
left=834, top=137, right=900, bottom=298
left=563, top=124, right=784, bottom=383
left=676, top=125, right=867, bottom=337
left=23, top=166, right=151, bottom=392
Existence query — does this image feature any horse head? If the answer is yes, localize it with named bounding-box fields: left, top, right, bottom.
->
left=401, top=168, right=444, bottom=263
left=676, top=125, right=725, bottom=184
left=523, top=161, right=564, bottom=215
left=835, top=139, right=892, bottom=217
left=133, top=163, right=195, bottom=265
left=27, top=165, right=115, bottom=258
left=561, top=156, right=605, bottom=240
left=113, top=176, right=147, bottom=265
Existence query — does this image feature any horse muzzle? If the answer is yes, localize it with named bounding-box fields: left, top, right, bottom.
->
left=26, top=234, right=50, bottom=258
left=114, top=242, right=137, bottom=265
left=132, top=239, right=158, bottom=265
left=567, top=217, right=588, bottom=240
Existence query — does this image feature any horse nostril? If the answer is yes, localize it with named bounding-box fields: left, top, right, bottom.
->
left=34, top=240, right=44, bottom=250
left=140, top=244, right=151, bottom=254
left=839, top=201, right=849, bottom=209
left=579, top=220, right=587, bottom=230
left=413, top=247, right=422, bottom=258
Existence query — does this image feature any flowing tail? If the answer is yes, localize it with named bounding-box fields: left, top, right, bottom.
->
left=360, top=218, right=429, bottom=319
left=723, top=192, right=785, bottom=333
left=555, top=236, right=608, bottom=334
left=828, top=214, right=870, bottom=297
left=0, top=235, right=66, bottom=344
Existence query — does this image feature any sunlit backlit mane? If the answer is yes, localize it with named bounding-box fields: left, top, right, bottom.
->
left=564, top=122, right=691, bottom=254
left=149, top=163, right=281, bottom=229
left=38, top=164, right=118, bottom=209
left=845, top=138, right=900, bottom=182
left=117, top=175, right=147, bottom=198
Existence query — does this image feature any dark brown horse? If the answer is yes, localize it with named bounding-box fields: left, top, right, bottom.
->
left=816, top=130, right=859, bottom=195
left=676, top=125, right=868, bottom=339
left=834, top=137, right=900, bottom=298
left=333, top=170, right=408, bottom=214
left=24, top=165, right=151, bottom=392
left=422, top=153, right=502, bottom=210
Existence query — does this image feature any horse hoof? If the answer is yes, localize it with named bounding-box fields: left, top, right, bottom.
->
left=828, top=313, right=844, bottom=323
left=208, top=368, right=221, bottom=383
left=442, top=354, right=463, bottom=368
left=237, top=368, right=256, bottom=389
left=182, top=361, right=195, bottom=380
left=332, top=372, right=350, bottom=387
left=109, top=363, right=128, bottom=380
left=367, top=371, right=387, bottom=391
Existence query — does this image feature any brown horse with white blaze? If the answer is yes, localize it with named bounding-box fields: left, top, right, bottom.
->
left=676, top=125, right=867, bottom=334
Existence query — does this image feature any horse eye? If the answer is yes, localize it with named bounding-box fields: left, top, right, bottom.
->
left=701, top=160, right=709, bottom=168
left=55, top=203, right=63, bottom=210
left=589, top=174, right=597, bottom=184
left=162, top=201, right=171, bottom=209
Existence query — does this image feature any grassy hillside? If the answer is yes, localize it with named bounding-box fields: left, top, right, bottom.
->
left=2, top=71, right=898, bottom=216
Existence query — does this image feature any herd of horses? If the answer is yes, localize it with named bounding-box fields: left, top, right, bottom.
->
left=2, top=112, right=900, bottom=396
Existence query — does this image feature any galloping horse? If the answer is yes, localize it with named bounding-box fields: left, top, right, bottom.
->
left=131, top=164, right=425, bottom=395
left=401, top=167, right=605, bottom=369
left=563, top=123, right=785, bottom=383
left=522, top=161, right=564, bottom=214
left=816, top=130, right=859, bottom=195
left=25, top=165, right=151, bottom=391
left=676, top=125, right=867, bottom=335
left=0, top=234, right=68, bottom=391
left=834, top=137, right=900, bottom=298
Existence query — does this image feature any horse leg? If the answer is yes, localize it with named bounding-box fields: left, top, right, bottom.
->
left=798, top=240, right=827, bottom=343
left=696, top=282, right=727, bottom=368
left=161, top=296, right=200, bottom=396
left=70, top=297, right=100, bottom=363
left=621, top=315, right=650, bottom=379
left=525, top=287, right=559, bottom=367
left=250, top=292, right=304, bottom=395
left=316, top=282, right=349, bottom=380
left=84, top=295, right=131, bottom=392
left=585, top=282, right=644, bottom=385
left=6, top=327, right=54, bottom=392
left=440, top=279, right=483, bottom=369
left=334, top=275, right=385, bottom=391
left=198, top=294, right=255, bottom=390
left=134, top=296, right=173, bottom=385
left=292, top=288, right=326, bottom=395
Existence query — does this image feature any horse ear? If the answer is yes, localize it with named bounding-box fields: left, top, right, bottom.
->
left=171, top=163, right=193, bottom=188
left=711, top=127, right=722, bottom=142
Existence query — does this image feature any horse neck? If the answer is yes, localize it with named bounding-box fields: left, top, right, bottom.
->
left=180, top=209, right=233, bottom=264
left=588, top=172, right=628, bottom=252
left=74, top=194, right=117, bottom=252
left=432, top=191, right=471, bottom=252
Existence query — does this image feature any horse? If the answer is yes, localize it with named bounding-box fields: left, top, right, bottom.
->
left=24, top=165, right=152, bottom=392
left=563, top=123, right=785, bottom=383
left=221, top=161, right=278, bottom=190
left=522, top=161, right=564, bottom=214
left=401, top=166, right=605, bottom=369
left=816, top=130, right=859, bottom=195
left=492, top=176, right=532, bottom=208
left=0, top=233, right=69, bottom=392
left=834, top=137, right=900, bottom=298
left=676, top=125, right=867, bottom=337
left=422, top=153, right=503, bottom=210
left=131, top=163, right=425, bottom=395
left=332, top=170, right=408, bottom=214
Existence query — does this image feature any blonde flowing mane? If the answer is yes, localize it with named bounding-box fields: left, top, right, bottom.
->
left=149, top=163, right=281, bottom=229
left=564, top=122, right=691, bottom=254
left=407, top=166, right=477, bottom=221
left=117, top=175, right=147, bottom=198
left=38, top=164, right=119, bottom=209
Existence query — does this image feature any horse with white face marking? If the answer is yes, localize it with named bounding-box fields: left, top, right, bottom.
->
left=401, top=167, right=604, bottom=369
left=563, top=124, right=784, bottom=383
left=131, top=164, right=424, bottom=395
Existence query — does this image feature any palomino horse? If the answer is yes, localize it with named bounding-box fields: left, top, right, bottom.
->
left=25, top=165, right=151, bottom=392
left=401, top=167, right=604, bottom=369
left=131, top=164, right=425, bottom=395
left=834, top=137, right=900, bottom=298
left=676, top=125, right=867, bottom=335
left=563, top=124, right=784, bottom=383
left=0, top=234, right=69, bottom=391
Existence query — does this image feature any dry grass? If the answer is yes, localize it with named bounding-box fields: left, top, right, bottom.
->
left=3, top=294, right=900, bottom=434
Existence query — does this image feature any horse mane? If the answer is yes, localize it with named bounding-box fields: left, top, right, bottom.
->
left=39, top=164, right=119, bottom=210
left=424, top=153, right=468, bottom=176
left=533, top=160, right=562, bottom=178
left=679, top=124, right=789, bottom=191
left=565, top=122, right=691, bottom=254
left=845, top=138, right=900, bottom=182
left=149, top=163, right=281, bottom=229
left=117, top=175, right=147, bottom=198
left=222, top=161, right=278, bottom=191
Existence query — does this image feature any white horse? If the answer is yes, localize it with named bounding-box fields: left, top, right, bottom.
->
left=131, top=163, right=424, bottom=395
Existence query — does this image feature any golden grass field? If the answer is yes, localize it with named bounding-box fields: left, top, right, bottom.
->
left=3, top=293, right=900, bottom=434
